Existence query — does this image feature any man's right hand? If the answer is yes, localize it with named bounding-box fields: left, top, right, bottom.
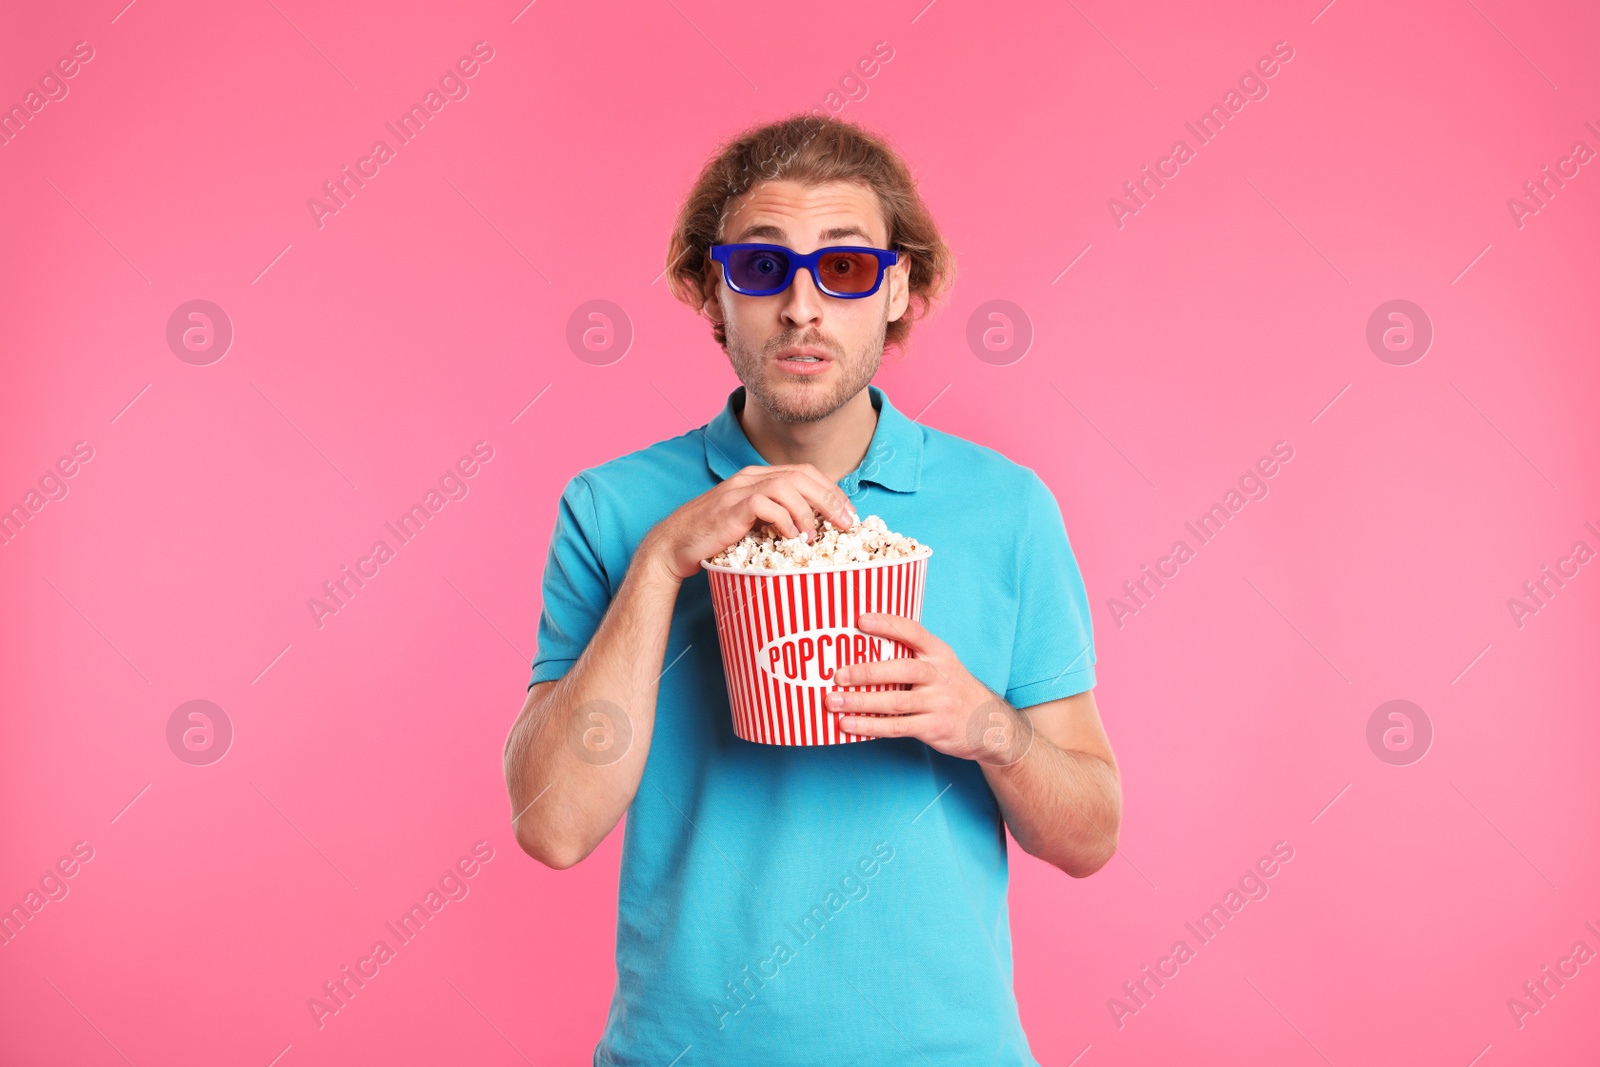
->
left=642, top=463, right=859, bottom=583
left=511, top=468, right=858, bottom=869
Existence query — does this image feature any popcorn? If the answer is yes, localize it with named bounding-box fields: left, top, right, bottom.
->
left=707, top=513, right=928, bottom=571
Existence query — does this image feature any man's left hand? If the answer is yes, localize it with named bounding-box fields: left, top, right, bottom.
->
left=826, top=612, right=1033, bottom=766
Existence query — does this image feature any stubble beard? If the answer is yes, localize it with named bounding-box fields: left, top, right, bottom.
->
left=725, top=314, right=886, bottom=424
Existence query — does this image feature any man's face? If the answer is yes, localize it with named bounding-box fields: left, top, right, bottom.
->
left=707, top=180, right=911, bottom=423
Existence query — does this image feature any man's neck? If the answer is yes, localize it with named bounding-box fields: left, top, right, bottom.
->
left=737, top=387, right=878, bottom=485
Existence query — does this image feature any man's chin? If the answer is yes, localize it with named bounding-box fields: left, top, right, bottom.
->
left=755, top=378, right=846, bottom=424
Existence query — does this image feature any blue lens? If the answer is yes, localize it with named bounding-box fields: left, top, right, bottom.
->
left=728, top=248, right=790, bottom=290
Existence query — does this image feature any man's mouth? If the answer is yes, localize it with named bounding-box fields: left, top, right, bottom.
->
left=774, top=347, right=833, bottom=375
left=776, top=346, right=831, bottom=363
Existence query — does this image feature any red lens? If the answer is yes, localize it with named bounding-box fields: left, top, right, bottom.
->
left=815, top=251, right=880, bottom=293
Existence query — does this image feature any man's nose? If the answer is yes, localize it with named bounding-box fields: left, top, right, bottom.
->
left=781, top=263, right=825, bottom=325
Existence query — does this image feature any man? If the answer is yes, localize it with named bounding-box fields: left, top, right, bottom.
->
left=503, top=114, right=1121, bottom=1066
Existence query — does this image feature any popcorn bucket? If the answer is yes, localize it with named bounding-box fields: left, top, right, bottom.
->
left=701, top=551, right=932, bottom=745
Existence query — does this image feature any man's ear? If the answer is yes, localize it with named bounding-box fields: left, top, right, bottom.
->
left=887, top=256, right=912, bottom=323
left=701, top=271, right=724, bottom=323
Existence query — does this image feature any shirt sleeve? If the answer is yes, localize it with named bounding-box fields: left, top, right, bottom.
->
left=1004, top=471, right=1097, bottom=708
left=529, top=473, right=613, bottom=688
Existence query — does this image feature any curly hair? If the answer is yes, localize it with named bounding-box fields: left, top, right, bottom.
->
left=665, top=114, right=955, bottom=357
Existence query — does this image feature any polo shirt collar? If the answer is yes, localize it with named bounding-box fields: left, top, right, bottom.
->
left=702, top=384, right=923, bottom=494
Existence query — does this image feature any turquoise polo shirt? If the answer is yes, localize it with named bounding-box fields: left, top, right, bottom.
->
left=529, top=384, right=1097, bottom=1066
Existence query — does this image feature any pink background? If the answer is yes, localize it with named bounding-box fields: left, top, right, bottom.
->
left=2, top=0, right=1597, bottom=1063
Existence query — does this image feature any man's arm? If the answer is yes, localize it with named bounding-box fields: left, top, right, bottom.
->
left=504, top=463, right=859, bottom=869
left=975, top=689, right=1121, bottom=878
left=503, top=549, right=682, bottom=869
left=823, top=613, right=1121, bottom=879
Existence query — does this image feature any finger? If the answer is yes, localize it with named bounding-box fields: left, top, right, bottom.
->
left=736, top=465, right=856, bottom=531
left=755, top=467, right=857, bottom=530
left=787, top=462, right=843, bottom=500
left=743, top=493, right=802, bottom=539
left=826, top=686, right=924, bottom=716
left=831, top=657, right=939, bottom=688
left=856, top=615, right=951, bottom=685
left=746, top=477, right=827, bottom=542
left=833, top=709, right=925, bottom=739
left=856, top=612, right=939, bottom=655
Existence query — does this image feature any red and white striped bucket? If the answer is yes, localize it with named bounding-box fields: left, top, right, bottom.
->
left=701, top=551, right=932, bottom=745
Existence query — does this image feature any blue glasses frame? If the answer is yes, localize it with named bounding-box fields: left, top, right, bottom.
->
left=709, top=243, right=901, bottom=299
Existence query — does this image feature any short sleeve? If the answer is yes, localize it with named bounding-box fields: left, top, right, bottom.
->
left=529, top=474, right=612, bottom=688
left=1004, top=472, right=1097, bottom=708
